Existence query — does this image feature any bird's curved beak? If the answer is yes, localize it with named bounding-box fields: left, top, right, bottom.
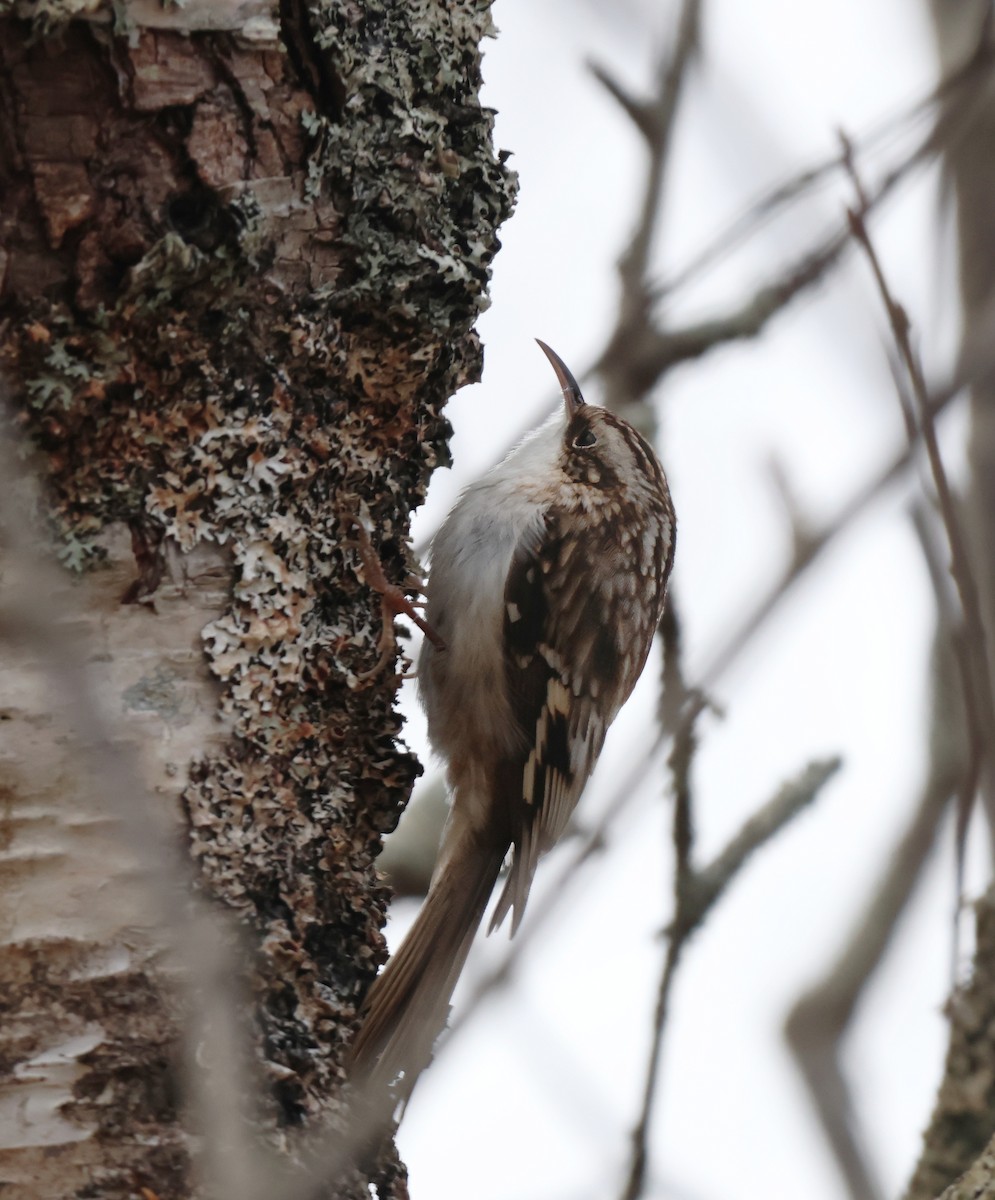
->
left=536, top=339, right=585, bottom=418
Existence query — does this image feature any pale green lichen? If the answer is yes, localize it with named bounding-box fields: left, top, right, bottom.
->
left=2, top=1, right=515, bottom=1186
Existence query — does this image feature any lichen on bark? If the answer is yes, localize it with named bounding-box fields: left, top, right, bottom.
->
left=904, top=886, right=995, bottom=1200
left=0, top=1, right=515, bottom=1195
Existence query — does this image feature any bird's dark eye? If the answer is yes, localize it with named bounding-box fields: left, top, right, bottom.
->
left=573, top=428, right=597, bottom=449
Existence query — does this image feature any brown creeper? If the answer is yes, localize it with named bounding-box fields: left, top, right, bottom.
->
left=349, top=341, right=675, bottom=1106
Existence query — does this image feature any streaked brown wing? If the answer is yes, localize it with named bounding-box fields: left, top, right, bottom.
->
left=492, top=515, right=625, bottom=932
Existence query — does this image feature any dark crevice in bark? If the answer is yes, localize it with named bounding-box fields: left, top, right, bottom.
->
left=279, top=0, right=347, bottom=121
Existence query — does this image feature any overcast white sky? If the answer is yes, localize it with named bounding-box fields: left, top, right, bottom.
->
left=389, top=3, right=972, bottom=1198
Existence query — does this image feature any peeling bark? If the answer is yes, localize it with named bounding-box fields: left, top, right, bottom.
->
left=0, top=2, right=515, bottom=1196
left=0, top=531, right=230, bottom=1198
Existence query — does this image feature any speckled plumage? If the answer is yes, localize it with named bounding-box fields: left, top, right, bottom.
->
left=350, top=343, right=675, bottom=1106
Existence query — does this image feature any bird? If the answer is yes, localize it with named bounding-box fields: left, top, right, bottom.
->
left=348, top=339, right=676, bottom=1115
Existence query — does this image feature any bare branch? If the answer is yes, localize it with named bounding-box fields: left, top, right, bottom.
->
left=700, top=381, right=962, bottom=691
left=625, top=229, right=849, bottom=386
left=659, top=35, right=993, bottom=302
left=688, top=242, right=992, bottom=694
left=596, top=0, right=703, bottom=296
left=619, top=758, right=841, bottom=1200
left=667, top=691, right=709, bottom=884
left=589, top=63, right=661, bottom=144
left=599, top=33, right=994, bottom=409
left=845, top=138, right=995, bottom=861
left=911, top=501, right=982, bottom=957
left=685, top=758, right=842, bottom=927
left=776, top=134, right=993, bottom=1200
left=784, top=741, right=959, bottom=1200
left=593, top=0, right=703, bottom=417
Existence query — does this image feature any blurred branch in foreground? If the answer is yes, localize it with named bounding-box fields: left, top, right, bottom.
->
left=0, top=425, right=261, bottom=1200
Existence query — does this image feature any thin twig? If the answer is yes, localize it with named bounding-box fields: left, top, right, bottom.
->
left=774, top=135, right=993, bottom=1200
left=618, top=228, right=849, bottom=385
left=668, top=692, right=708, bottom=884
left=910, top=500, right=976, bottom=977
left=619, top=758, right=841, bottom=1200
left=593, top=0, right=703, bottom=323
left=784, top=741, right=961, bottom=1200
left=700, top=383, right=960, bottom=690
left=601, top=51, right=991, bottom=403
left=658, top=35, right=992, bottom=301
left=686, top=759, right=843, bottom=924
left=658, top=596, right=690, bottom=735
left=597, top=17, right=993, bottom=414
left=617, top=696, right=711, bottom=1200
left=844, top=136, right=995, bottom=867
left=592, top=0, right=702, bottom=416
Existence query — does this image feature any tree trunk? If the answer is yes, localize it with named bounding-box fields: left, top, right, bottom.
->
left=0, top=3, right=515, bottom=1197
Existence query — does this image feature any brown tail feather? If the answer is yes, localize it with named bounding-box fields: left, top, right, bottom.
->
left=348, top=819, right=505, bottom=1108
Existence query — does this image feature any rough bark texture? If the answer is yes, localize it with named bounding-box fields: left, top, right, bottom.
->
left=904, top=886, right=995, bottom=1200
left=0, top=2, right=515, bottom=1197
left=934, top=1130, right=995, bottom=1200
